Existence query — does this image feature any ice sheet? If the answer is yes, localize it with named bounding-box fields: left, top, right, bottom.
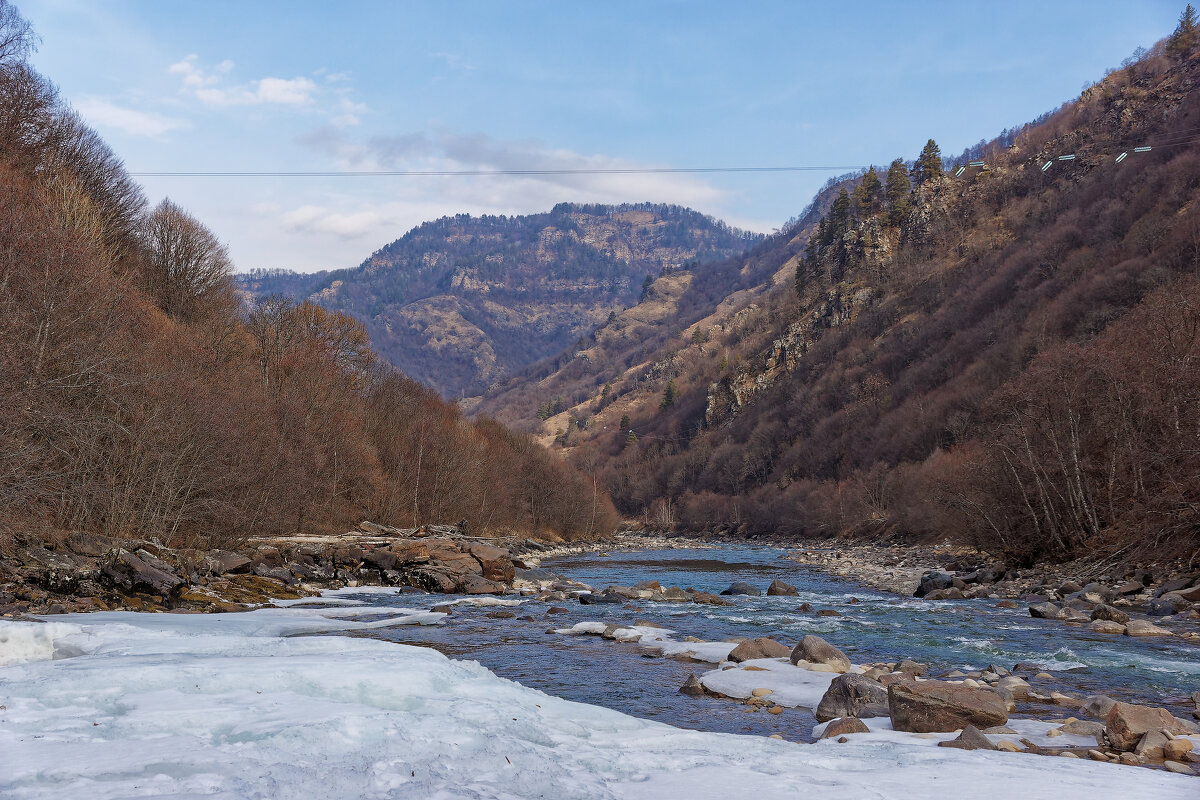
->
left=700, top=657, right=843, bottom=708
left=1, top=606, right=1195, bottom=800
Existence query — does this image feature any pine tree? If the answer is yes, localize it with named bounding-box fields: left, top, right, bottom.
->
left=1169, top=4, right=1198, bottom=56
left=885, top=158, right=913, bottom=227
left=794, top=256, right=807, bottom=295
left=853, top=166, right=883, bottom=215
left=660, top=380, right=677, bottom=409
left=911, top=139, right=943, bottom=187
left=619, top=414, right=631, bottom=431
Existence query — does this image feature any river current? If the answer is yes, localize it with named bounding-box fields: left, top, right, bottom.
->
left=353, top=545, right=1199, bottom=738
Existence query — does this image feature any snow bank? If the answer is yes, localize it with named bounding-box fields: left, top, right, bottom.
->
left=0, top=602, right=1194, bottom=799
left=555, top=620, right=738, bottom=662
left=811, top=716, right=1104, bottom=750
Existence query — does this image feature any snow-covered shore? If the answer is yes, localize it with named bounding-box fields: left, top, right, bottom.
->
left=0, top=591, right=1194, bottom=799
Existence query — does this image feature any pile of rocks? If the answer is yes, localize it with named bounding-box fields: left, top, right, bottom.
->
left=0, top=522, right=523, bottom=615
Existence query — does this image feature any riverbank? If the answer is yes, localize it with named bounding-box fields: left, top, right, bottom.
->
left=2, top=593, right=1196, bottom=799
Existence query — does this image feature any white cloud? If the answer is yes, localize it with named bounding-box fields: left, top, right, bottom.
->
left=74, top=98, right=188, bottom=137
left=169, top=55, right=318, bottom=107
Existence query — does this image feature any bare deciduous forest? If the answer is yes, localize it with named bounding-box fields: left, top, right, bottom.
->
left=0, top=3, right=617, bottom=550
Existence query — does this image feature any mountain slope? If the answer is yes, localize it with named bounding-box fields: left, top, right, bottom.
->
left=486, top=31, right=1200, bottom=564
left=244, top=204, right=761, bottom=398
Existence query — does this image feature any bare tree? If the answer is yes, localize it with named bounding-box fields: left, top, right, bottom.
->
left=141, top=198, right=233, bottom=320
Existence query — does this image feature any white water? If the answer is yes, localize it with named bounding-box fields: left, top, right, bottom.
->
left=1, top=593, right=1195, bottom=799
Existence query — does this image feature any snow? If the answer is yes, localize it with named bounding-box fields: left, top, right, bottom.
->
left=700, top=657, right=846, bottom=708
left=811, top=716, right=1104, bottom=750
left=555, top=620, right=738, bottom=662
left=0, top=600, right=1195, bottom=799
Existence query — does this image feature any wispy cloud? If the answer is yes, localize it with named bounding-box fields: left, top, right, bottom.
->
left=74, top=97, right=189, bottom=137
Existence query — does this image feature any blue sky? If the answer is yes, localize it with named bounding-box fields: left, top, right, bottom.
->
left=16, top=0, right=1183, bottom=272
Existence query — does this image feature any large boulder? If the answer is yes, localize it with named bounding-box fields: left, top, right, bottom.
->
left=914, top=571, right=955, bottom=598
left=720, top=581, right=761, bottom=596
left=790, top=635, right=851, bottom=673
left=579, top=591, right=623, bottom=605
left=1105, top=702, right=1195, bottom=750
left=888, top=682, right=1009, bottom=733
left=815, top=674, right=890, bottom=722
left=1149, top=593, right=1193, bottom=616
left=728, top=637, right=792, bottom=663
left=456, top=574, right=505, bottom=595
left=467, top=543, right=515, bottom=583
left=690, top=591, right=734, bottom=606
left=1082, top=695, right=1117, bottom=720
left=389, top=541, right=430, bottom=566
left=1125, top=619, right=1173, bottom=637
left=424, top=541, right=483, bottom=576
left=766, top=579, right=798, bottom=596
left=101, top=551, right=184, bottom=598
left=1090, top=604, right=1130, bottom=624
left=1029, top=602, right=1063, bottom=619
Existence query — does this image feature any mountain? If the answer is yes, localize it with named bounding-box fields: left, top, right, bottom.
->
left=240, top=204, right=762, bottom=398
left=478, top=28, right=1200, bottom=565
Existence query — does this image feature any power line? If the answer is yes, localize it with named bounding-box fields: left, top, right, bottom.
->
left=127, top=165, right=867, bottom=178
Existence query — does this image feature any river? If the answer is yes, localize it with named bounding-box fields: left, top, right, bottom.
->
left=356, top=544, right=1200, bottom=737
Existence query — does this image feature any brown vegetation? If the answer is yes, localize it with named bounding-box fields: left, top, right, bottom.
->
left=0, top=2, right=616, bottom=551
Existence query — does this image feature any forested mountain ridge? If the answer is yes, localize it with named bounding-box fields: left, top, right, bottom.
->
left=241, top=205, right=762, bottom=398
left=0, top=1, right=618, bottom=555
left=487, top=21, right=1200, bottom=566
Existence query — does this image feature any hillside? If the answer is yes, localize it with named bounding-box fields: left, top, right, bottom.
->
left=0, top=4, right=618, bottom=554
left=483, top=28, right=1200, bottom=566
left=241, top=205, right=761, bottom=398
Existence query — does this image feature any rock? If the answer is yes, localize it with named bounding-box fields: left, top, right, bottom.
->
left=456, top=574, right=504, bottom=595
left=720, top=581, right=761, bottom=596
left=1165, top=738, right=1194, bottom=761
left=820, top=717, right=871, bottom=739
left=888, top=682, right=1009, bottom=733
left=1090, top=604, right=1130, bottom=624
left=995, top=676, right=1031, bottom=698
left=690, top=591, right=734, bottom=606
left=390, top=541, right=431, bottom=565
left=1115, top=580, right=1145, bottom=596
left=1105, top=702, right=1194, bottom=750
left=816, top=609, right=842, bottom=617
left=1134, top=729, right=1169, bottom=760
left=791, top=635, right=852, bottom=673
left=633, top=580, right=663, bottom=592
left=1164, top=761, right=1195, bottom=775
left=915, top=571, right=955, bottom=598
left=545, top=606, right=569, bottom=614
left=895, top=659, right=928, bottom=676
left=1058, top=720, right=1105, bottom=738
left=1082, top=695, right=1117, bottom=720
left=767, top=705, right=784, bottom=715
left=796, top=602, right=814, bottom=612
left=1086, top=620, right=1126, bottom=634
left=751, top=687, right=773, bottom=697
left=815, top=674, right=890, bottom=722
left=1029, top=602, right=1063, bottom=619
left=679, top=674, right=704, bottom=696
left=728, top=637, right=792, bottom=663
left=766, top=579, right=798, bottom=596
left=938, top=724, right=998, bottom=751
left=579, top=591, right=623, bottom=605
left=662, top=587, right=692, bottom=602
left=1125, top=619, right=1172, bottom=637
left=205, top=551, right=251, bottom=575
left=995, top=600, right=1019, bottom=609
left=467, top=543, right=515, bottom=583
left=1149, top=593, right=1192, bottom=616
left=996, top=740, right=1021, bottom=752
left=1155, top=577, right=1195, bottom=597
left=1117, top=752, right=1141, bottom=765
left=362, top=548, right=397, bottom=571
left=101, top=551, right=184, bottom=598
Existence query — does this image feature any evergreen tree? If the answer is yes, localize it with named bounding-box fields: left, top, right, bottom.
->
left=911, top=139, right=943, bottom=186
left=660, top=380, right=677, bottom=409
left=639, top=274, right=654, bottom=301
left=828, top=188, right=853, bottom=239
left=619, top=414, right=631, bottom=431
left=795, top=257, right=807, bottom=295
left=853, top=166, right=884, bottom=215
left=885, top=158, right=913, bottom=227
left=1169, top=4, right=1198, bottom=56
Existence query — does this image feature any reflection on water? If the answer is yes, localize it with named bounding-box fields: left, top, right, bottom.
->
left=356, top=546, right=1200, bottom=736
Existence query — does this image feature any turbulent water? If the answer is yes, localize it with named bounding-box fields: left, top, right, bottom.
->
left=360, top=545, right=1200, bottom=736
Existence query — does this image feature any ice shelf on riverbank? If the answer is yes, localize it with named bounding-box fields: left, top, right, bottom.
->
left=1, top=594, right=1195, bottom=799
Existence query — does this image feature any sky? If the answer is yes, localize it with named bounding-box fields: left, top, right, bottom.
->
left=14, top=0, right=1185, bottom=272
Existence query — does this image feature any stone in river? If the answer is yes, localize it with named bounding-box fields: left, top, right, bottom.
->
left=1133, top=729, right=1168, bottom=760
left=1029, top=602, right=1063, bottom=619
left=1081, top=695, right=1117, bottom=720
left=1124, top=619, right=1172, bottom=636
left=1104, top=701, right=1194, bottom=750
left=690, top=591, right=734, bottom=606
left=766, top=579, right=798, bottom=596
left=728, top=637, right=792, bottom=663
left=815, top=674, right=890, bottom=722
left=1164, top=738, right=1194, bottom=761
left=720, top=581, right=761, bottom=596
left=1090, top=604, right=1130, bottom=624
left=661, top=586, right=692, bottom=602
left=796, top=602, right=814, bottom=612
left=816, top=609, right=842, bottom=617
left=545, top=606, right=569, bottom=614
left=579, top=591, right=623, bottom=605
left=679, top=674, right=704, bottom=696
left=888, top=681, right=1009, bottom=733
left=819, top=717, right=871, bottom=739
left=938, top=724, right=998, bottom=751
left=790, top=635, right=851, bottom=673
left=895, top=659, right=928, bottom=676
left=1086, top=620, right=1126, bottom=634
left=1164, top=761, right=1195, bottom=775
